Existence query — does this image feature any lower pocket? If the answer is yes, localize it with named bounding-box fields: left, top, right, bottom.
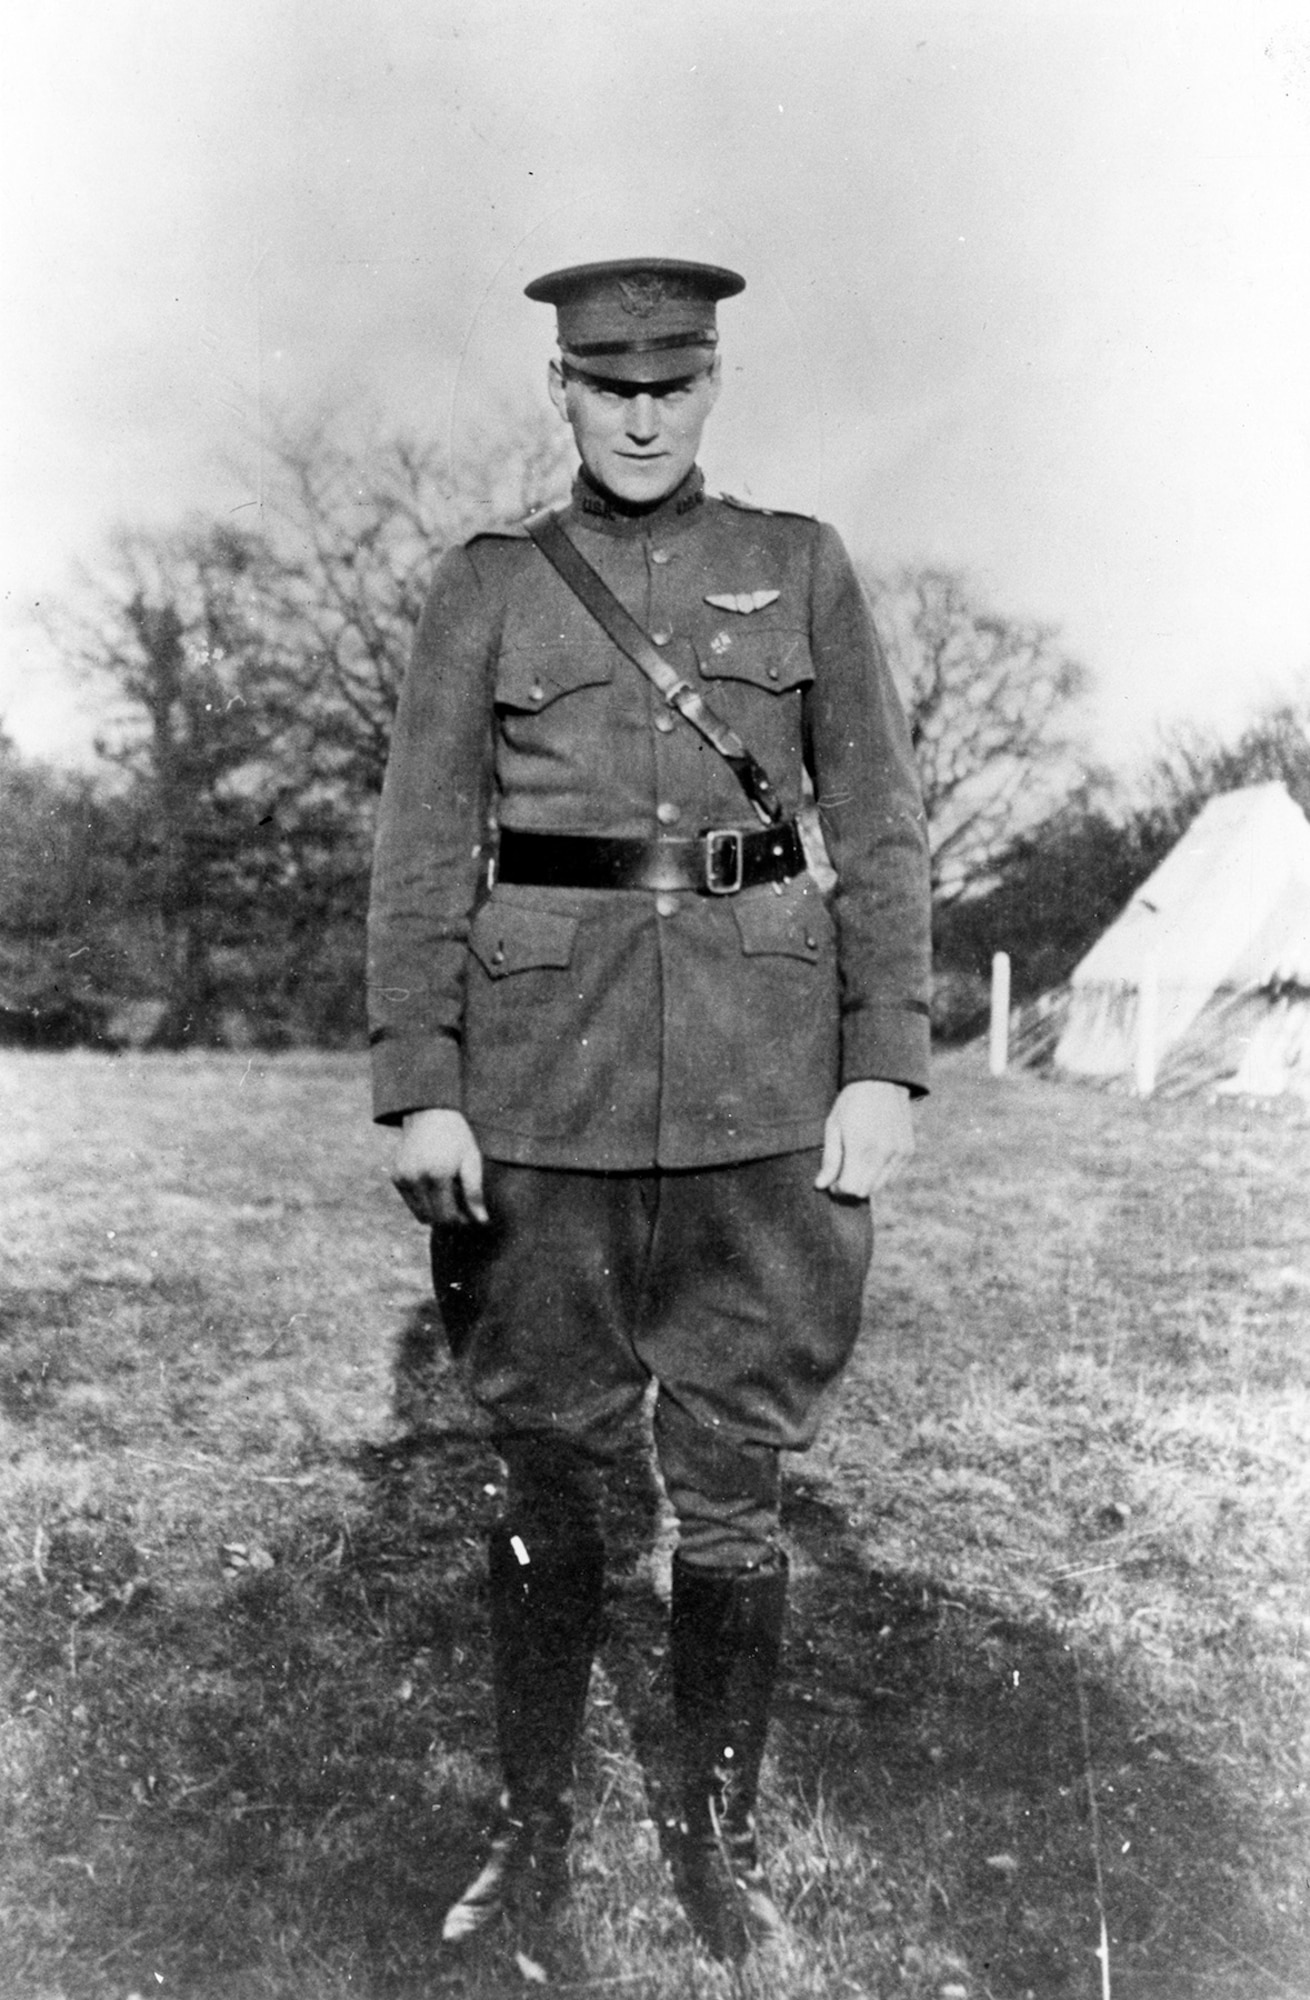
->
left=463, top=898, right=594, bottom=1140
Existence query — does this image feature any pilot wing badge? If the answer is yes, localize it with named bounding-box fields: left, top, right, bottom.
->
left=704, top=590, right=781, bottom=614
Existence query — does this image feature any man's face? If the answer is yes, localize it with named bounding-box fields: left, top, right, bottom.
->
left=549, top=357, right=721, bottom=506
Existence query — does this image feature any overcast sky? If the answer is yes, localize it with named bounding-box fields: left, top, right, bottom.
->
left=3, top=0, right=1309, bottom=775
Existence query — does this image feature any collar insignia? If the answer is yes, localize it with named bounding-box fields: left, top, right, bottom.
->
left=704, top=590, right=780, bottom=614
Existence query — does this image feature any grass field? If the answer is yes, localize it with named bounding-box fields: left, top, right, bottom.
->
left=1, top=1047, right=1307, bottom=2000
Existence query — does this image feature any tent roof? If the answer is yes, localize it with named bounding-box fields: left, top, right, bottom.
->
left=1070, top=782, right=1310, bottom=994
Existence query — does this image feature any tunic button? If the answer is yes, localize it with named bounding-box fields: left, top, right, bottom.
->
left=651, top=549, right=671, bottom=565
left=805, top=935, right=817, bottom=951
left=767, top=666, right=780, bottom=681
left=652, top=629, right=671, bottom=646
left=655, top=711, right=675, bottom=734
left=656, top=801, right=680, bottom=826
left=655, top=893, right=678, bottom=918
left=529, top=683, right=544, bottom=701
left=492, top=944, right=506, bottom=965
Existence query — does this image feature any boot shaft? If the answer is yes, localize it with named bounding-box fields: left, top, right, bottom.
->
left=668, top=1553, right=791, bottom=1962
left=669, top=1552, right=788, bottom=1835
left=488, top=1524, right=606, bottom=1815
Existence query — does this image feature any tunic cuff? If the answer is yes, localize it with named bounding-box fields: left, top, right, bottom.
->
left=370, top=1034, right=464, bottom=1127
left=840, top=1006, right=931, bottom=1099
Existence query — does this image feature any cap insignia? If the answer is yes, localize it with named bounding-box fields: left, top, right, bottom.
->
left=617, top=274, right=669, bottom=317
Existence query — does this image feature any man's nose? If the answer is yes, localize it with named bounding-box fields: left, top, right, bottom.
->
left=625, top=393, right=660, bottom=439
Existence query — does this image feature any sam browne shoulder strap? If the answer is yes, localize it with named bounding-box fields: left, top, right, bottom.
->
left=524, top=508, right=785, bottom=829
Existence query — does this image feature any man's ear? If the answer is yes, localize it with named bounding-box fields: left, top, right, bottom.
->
left=547, top=358, right=569, bottom=420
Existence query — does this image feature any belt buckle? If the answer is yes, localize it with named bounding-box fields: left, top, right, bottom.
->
left=702, top=827, right=744, bottom=895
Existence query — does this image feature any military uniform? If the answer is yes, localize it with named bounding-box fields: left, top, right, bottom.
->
left=367, top=259, right=930, bottom=1968
left=370, top=470, right=930, bottom=1153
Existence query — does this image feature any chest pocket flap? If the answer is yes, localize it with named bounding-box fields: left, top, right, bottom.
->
left=697, top=629, right=812, bottom=694
left=469, top=901, right=579, bottom=978
left=495, top=644, right=614, bottom=714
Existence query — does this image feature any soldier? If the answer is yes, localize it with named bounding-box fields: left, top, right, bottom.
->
left=368, top=257, right=931, bottom=1969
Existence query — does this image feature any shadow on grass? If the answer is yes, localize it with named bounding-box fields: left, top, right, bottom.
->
left=772, top=1478, right=1302, bottom=2000
left=2, top=1306, right=1302, bottom=1999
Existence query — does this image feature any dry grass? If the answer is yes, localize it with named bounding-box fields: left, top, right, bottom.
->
left=0, top=1047, right=1307, bottom=1999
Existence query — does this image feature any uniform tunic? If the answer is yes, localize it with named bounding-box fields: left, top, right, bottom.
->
left=368, top=468, right=931, bottom=1161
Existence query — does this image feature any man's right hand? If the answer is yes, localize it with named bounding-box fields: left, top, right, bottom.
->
left=392, top=1108, right=489, bottom=1227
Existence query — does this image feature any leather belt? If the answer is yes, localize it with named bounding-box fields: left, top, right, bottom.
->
left=494, top=820, right=806, bottom=896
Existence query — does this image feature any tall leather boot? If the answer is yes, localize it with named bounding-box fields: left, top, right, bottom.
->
left=442, top=1524, right=605, bottom=1953
left=668, top=1550, right=791, bottom=1963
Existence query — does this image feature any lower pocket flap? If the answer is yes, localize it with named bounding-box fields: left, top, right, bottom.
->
left=470, top=902, right=579, bottom=978
left=732, top=890, right=824, bottom=961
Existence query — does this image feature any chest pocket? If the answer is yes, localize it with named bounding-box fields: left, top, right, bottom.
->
left=494, top=643, right=614, bottom=714
left=697, top=628, right=813, bottom=696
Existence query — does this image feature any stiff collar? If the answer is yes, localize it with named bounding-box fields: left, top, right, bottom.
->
left=568, top=465, right=706, bottom=537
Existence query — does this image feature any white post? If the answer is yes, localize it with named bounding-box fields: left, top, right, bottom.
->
left=1135, top=953, right=1159, bottom=1098
left=989, top=951, right=1011, bottom=1076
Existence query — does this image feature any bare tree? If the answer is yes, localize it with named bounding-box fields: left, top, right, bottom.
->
left=867, top=566, right=1092, bottom=904
left=44, top=412, right=573, bottom=1043
left=1137, top=680, right=1310, bottom=839
left=253, top=408, right=572, bottom=796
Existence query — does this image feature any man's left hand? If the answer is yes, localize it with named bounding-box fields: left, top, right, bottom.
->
left=814, top=1080, right=914, bottom=1200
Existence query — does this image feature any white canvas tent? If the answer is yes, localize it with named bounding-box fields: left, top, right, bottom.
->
left=1053, top=781, right=1310, bottom=1098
